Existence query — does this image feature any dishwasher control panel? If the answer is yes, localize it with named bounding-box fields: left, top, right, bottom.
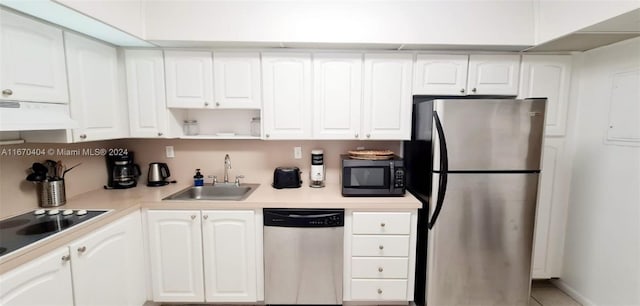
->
left=263, top=208, right=344, bottom=227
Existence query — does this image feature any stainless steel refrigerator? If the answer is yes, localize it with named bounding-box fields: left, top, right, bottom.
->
left=404, top=98, right=546, bottom=306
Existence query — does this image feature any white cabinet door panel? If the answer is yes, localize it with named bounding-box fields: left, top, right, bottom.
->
left=147, top=210, right=204, bottom=302
left=519, top=55, right=572, bottom=136
left=214, top=52, right=261, bottom=109
left=165, top=51, right=214, bottom=109
left=468, top=54, right=520, bottom=96
left=65, top=32, right=125, bottom=141
left=0, top=10, right=68, bottom=103
left=313, top=53, right=362, bottom=140
left=0, top=247, right=73, bottom=306
left=262, top=53, right=312, bottom=139
left=125, top=50, right=168, bottom=138
left=363, top=53, right=413, bottom=140
left=413, top=54, right=468, bottom=95
left=202, top=210, right=257, bottom=302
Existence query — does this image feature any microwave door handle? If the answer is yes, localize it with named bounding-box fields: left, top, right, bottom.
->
left=429, top=111, right=448, bottom=230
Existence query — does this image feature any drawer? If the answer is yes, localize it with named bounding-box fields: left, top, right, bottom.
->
left=351, top=279, right=408, bottom=301
left=352, top=235, right=409, bottom=257
left=352, top=257, right=409, bottom=279
left=352, top=212, right=411, bottom=235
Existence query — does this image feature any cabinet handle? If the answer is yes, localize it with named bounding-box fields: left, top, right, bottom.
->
left=203, top=215, right=208, bottom=220
left=472, top=88, right=477, bottom=93
left=2, top=89, right=13, bottom=96
left=377, top=288, right=383, bottom=294
left=366, top=134, right=371, bottom=138
left=265, top=133, right=270, bottom=138
left=380, top=222, right=386, bottom=227
left=460, top=88, right=465, bottom=94
left=355, top=133, right=359, bottom=138
left=157, top=132, right=163, bottom=136
left=378, top=267, right=384, bottom=272
left=79, top=134, right=87, bottom=139
left=61, top=255, right=71, bottom=262
left=216, top=102, right=220, bottom=107
left=378, top=245, right=384, bottom=250
left=191, top=215, right=196, bottom=220
left=204, top=102, right=209, bottom=107
left=77, top=246, right=86, bottom=253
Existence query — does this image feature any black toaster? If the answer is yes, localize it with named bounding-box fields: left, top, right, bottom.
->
left=272, top=167, right=302, bottom=189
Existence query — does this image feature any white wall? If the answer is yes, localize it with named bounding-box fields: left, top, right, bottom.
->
left=143, top=0, right=535, bottom=47
left=558, top=37, right=640, bottom=306
left=535, top=0, right=640, bottom=44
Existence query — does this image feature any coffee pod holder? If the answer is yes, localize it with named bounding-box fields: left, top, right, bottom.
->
left=36, top=179, right=66, bottom=207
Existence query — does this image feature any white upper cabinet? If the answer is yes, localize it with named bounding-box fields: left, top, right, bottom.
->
left=467, top=54, right=520, bottom=96
left=213, top=52, right=261, bottom=109
left=313, top=53, right=363, bottom=140
left=262, top=53, right=312, bottom=139
left=147, top=210, right=205, bottom=302
left=69, top=211, right=146, bottom=306
left=202, top=210, right=258, bottom=302
left=363, top=53, right=413, bottom=140
left=0, top=10, right=68, bottom=103
left=65, top=32, right=127, bottom=142
left=519, top=55, right=572, bottom=136
left=413, top=54, right=469, bottom=95
left=0, top=247, right=73, bottom=306
left=165, top=51, right=214, bottom=109
left=125, top=49, right=168, bottom=138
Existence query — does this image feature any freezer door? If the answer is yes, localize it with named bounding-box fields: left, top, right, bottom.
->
left=433, top=99, right=545, bottom=171
left=426, top=173, right=538, bottom=306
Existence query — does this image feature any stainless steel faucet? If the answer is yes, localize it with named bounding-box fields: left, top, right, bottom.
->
left=223, top=154, right=232, bottom=183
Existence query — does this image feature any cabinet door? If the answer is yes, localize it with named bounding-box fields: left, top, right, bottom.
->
left=147, top=210, right=204, bottom=302
left=262, top=53, right=312, bottom=139
left=519, top=55, right=572, bottom=136
left=125, top=50, right=168, bottom=138
left=468, top=54, right=520, bottom=95
left=0, top=247, right=73, bottom=306
left=214, top=52, right=261, bottom=109
left=363, top=53, right=413, bottom=140
left=313, top=53, right=362, bottom=140
left=413, top=54, right=468, bottom=95
left=65, top=32, right=127, bottom=142
left=0, top=10, right=68, bottom=103
left=69, top=211, right=146, bottom=306
left=202, top=210, right=257, bottom=302
left=164, top=51, right=214, bottom=109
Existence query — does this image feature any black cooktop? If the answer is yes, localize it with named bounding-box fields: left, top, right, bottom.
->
left=0, top=209, right=108, bottom=258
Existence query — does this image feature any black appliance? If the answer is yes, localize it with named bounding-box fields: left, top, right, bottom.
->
left=105, top=152, right=141, bottom=189
left=272, top=167, right=302, bottom=189
left=0, top=209, right=108, bottom=258
left=341, top=154, right=405, bottom=197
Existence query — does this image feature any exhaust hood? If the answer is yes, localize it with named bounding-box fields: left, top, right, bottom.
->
left=0, top=101, right=77, bottom=131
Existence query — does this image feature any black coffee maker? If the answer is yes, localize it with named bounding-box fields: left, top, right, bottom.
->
left=105, top=152, right=141, bottom=189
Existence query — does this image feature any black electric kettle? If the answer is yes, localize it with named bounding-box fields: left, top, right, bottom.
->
left=147, top=163, right=171, bottom=187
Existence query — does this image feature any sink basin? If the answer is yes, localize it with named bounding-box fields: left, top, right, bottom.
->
left=163, top=183, right=260, bottom=201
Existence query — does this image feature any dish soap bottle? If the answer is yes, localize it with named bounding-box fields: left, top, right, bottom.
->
left=194, top=169, right=204, bottom=186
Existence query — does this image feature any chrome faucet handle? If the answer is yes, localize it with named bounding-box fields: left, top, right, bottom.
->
left=208, top=175, right=217, bottom=185
left=235, top=175, right=245, bottom=186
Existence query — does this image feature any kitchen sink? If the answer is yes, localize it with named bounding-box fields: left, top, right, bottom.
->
left=163, top=184, right=260, bottom=201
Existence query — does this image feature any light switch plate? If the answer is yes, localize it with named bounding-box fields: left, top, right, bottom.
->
left=294, top=146, right=302, bottom=159
left=165, top=146, right=175, bottom=158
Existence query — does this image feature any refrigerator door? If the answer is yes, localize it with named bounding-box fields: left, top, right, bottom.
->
left=426, top=172, right=538, bottom=306
left=433, top=99, right=545, bottom=171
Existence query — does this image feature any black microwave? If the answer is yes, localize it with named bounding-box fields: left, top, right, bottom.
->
left=341, top=155, right=405, bottom=197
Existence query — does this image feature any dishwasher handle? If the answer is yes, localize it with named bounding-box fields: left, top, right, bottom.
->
left=264, top=208, right=344, bottom=227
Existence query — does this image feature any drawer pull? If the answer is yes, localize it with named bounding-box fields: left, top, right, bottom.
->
left=378, top=267, right=384, bottom=272
left=380, top=222, right=386, bottom=227
left=77, top=246, right=86, bottom=253
left=378, top=245, right=384, bottom=250
left=377, top=288, right=383, bottom=294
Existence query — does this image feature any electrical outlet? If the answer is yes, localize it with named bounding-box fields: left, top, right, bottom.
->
left=165, top=146, right=175, bottom=158
left=294, top=147, right=302, bottom=159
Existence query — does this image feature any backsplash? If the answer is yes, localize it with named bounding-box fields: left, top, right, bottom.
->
left=1, top=139, right=400, bottom=219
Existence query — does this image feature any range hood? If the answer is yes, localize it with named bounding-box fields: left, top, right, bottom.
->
left=0, top=101, right=77, bottom=131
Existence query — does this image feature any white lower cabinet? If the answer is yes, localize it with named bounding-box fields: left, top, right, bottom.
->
left=344, top=210, right=417, bottom=302
left=0, top=211, right=145, bottom=306
left=0, top=247, right=74, bottom=306
left=147, top=209, right=263, bottom=303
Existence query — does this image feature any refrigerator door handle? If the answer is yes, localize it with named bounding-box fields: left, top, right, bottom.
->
left=429, top=111, right=448, bottom=230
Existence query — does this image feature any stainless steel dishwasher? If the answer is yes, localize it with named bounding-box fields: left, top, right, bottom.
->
left=263, top=208, right=344, bottom=304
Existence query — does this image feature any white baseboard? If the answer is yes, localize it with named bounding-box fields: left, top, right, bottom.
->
left=551, top=279, right=597, bottom=306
